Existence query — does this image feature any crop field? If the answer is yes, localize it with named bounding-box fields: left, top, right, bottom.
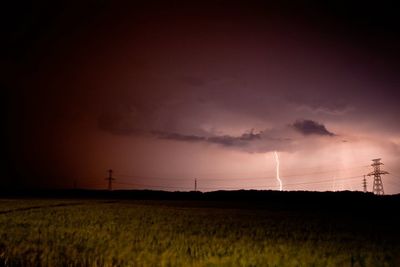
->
left=0, top=198, right=399, bottom=266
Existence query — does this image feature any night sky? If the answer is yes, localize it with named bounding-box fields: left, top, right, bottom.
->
left=2, top=1, right=400, bottom=193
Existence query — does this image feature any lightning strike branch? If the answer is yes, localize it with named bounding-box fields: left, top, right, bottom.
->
left=273, top=151, right=283, bottom=191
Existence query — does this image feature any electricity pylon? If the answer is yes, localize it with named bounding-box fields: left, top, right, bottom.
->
left=367, top=159, right=388, bottom=195
left=362, top=175, right=367, bottom=193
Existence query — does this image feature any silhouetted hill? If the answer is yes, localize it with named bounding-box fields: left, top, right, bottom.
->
left=0, top=189, right=399, bottom=213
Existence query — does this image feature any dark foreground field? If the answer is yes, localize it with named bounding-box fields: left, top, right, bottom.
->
left=0, top=191, right=399, bottom=266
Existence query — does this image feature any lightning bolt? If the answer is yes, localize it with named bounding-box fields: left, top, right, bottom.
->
left=273, top=151, right=283, bottom=191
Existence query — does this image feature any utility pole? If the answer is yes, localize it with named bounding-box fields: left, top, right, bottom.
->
left=106, top=169, right=115, bottom=191
left=362, top=175, right=367, bottom=193
left=194, top=178, right=197, bottom=191
left=367, top=159, right=388, bottom=195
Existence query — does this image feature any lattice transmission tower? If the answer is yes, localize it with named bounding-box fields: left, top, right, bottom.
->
left=367, top=159, right=388, bottom=195
left=362, top=175, right=367, bottom=193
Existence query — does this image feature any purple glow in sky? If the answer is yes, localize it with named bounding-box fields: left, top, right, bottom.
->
left=2, top=1, right=400, bottom=193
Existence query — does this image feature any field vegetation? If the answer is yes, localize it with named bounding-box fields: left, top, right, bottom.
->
left=0, top=198, right=399, bottom=266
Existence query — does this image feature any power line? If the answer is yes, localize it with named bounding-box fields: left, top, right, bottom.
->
left=283, top=176, right=362, bottom=187
left=97, top=162, right=400, bottom=192
left=386, top=181, right=400, bottom=187
left=112, top=175, right=363, bottom=191
left=114, top=181, right=192, bottom=190
left=116, top=174, right=191, bottom=181
left=67, top=173, right=399, bottom=193
left=195, top=162, right=369, bottom=176
left=386, top=180, right=400, bottom=186
left=114, top=165, right=368, bottom=183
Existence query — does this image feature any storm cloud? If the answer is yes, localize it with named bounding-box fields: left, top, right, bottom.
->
left=292, top=120, right=335, bottom=136
left=155, top=130, right=261, bottom=147
left=152, top=128, right=300, bottom=153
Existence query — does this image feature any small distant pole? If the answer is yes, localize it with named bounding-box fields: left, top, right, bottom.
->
left=362, top=175, right=367, bottom=193
left=106, top=169, right=115, bottom=191
left=194, top=178, right=197, bottom=192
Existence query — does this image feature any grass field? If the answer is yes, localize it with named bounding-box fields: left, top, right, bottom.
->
left=0, top=198, right=399, bottom=266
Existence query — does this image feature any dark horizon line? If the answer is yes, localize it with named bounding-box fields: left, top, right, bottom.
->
left=1, top=188, right=398, bottom=197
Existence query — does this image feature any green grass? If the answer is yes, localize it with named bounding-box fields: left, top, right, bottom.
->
left=0, top=199, right=399, bottom=266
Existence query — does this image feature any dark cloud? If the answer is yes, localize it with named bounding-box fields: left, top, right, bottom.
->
left=154, top=130, right=261, bottom=147
left=152, top=129, right=296, bottom=153
left=208, top=130, right=262, bottom=146
left=153, top=131, right=206, bottom=142
left=292, top=119, right=335, bottom=136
